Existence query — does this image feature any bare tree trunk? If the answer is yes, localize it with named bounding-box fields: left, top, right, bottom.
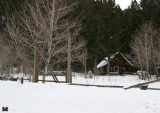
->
left=94, top=57, right=98, bottom=75
left=130, top=22, right=159, bottom=81
left=44, top=0, right=55, bottom=76
left=84, top=58, right=87, bottom=77
left=137, top=51, right=144, bottom=79
left=107, top=56, right=110, bottom=75
left=6, top=0, right=86, bottom=79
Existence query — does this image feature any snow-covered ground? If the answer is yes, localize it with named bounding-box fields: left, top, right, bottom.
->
left=0, top=74, right=160, bottom=113
left=39, top=73, right=159, bottom=87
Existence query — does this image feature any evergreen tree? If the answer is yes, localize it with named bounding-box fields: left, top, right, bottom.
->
left=140, top=0, right=160, bottom=28
left=81, top=0, right=123, bottom=72
left=0, top=0, right=25, bottom=31
left=82, top=0, right=104, bottom=72
left=120, top=0, right=142, bottom=53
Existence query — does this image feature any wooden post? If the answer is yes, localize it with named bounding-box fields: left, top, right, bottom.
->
left=33, top=44, right=39, bottom=83
left=21, top=77, right=23, bottom=84
left=67, top=34, right=72, bottom=83
left=65, top=69, right=67, bottom=83
left=35, top=49, right=39, bottom=82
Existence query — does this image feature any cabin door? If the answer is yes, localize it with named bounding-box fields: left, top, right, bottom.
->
left=114, top=66, right=119, bottom=72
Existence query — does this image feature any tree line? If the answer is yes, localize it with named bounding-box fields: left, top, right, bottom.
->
left=0, top=0, right=160, bottom=77
left=79, top=0, right=160, bottom=76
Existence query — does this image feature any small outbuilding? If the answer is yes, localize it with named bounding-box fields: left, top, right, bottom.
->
left=97, top=52, right=134, bottom=75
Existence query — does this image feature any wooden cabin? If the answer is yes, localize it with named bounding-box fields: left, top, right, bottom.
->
left=97, top=52, right=134, bottom=75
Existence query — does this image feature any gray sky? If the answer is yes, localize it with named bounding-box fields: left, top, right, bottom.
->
left=115, top=0, right=140, bottom=10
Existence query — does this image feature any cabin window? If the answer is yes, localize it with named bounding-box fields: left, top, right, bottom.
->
left=121, top=68, right=125, bottom=72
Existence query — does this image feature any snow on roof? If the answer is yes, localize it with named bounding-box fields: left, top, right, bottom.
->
left=97, top=52, right=133, bottom=68
left=97, top=52, right=119, bottom=68
left=97, top=57, right=108, bottom=68
left=110, top=52, right=119, bottom=59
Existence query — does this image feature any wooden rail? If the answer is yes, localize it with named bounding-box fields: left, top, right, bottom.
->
left=69, top=83, right=124, bottom=88
left=38, top=80, right=66, bottom=83
left=124, top=80, right=160, bottom=90
left=147, top=88, right=160, bottom=90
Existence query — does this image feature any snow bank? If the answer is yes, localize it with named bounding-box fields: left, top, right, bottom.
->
left=0, top=81, right=160, bottom=113
left=1, top=74, right=160, bottom=113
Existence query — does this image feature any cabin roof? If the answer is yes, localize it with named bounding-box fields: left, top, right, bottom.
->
left=97, top=52, right=133, bottom=68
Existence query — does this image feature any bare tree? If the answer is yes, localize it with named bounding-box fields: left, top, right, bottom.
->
left=72, top=47, right=88, bottom=74
left=131, top=22, right=160, bottom=80
left=6, top=0, right=86, bottom=79
left=0, top=32, right=34, bottom=78
left=130, top=34, right=144, bottom=79
left=151, top=31, right=160, bottom=79
left=0, top=33, right=17, bottom=77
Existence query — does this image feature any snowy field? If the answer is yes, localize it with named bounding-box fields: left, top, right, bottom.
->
left=40, top=73, right=159, bottom=87
left=0, top=74, right=160, bottom=113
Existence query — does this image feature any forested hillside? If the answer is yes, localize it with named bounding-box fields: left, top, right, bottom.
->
left=0, top=0, right=160, bottom=72
left=80, top=0, right=160, bottom=71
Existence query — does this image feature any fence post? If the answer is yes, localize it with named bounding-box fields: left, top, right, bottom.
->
left=67, top=34, right=72, bottom=83
left=21, top=77, right=23, bottom=84
left=33, top=44, right=39, bottom=83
